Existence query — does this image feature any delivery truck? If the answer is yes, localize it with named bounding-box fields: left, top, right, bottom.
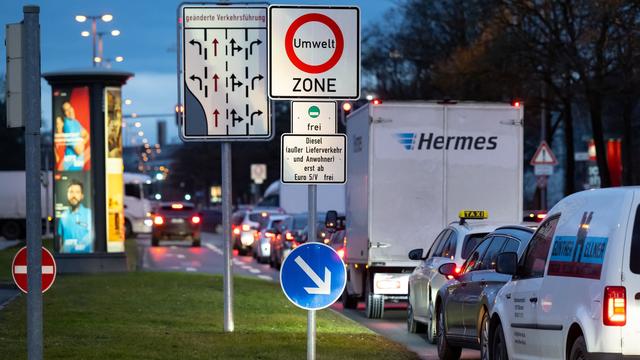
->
left=0, top=171, right=52, bottom=239
left=339, top=101, right=524, bottom=318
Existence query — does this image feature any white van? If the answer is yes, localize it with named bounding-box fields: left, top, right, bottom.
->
left=489, top=188, right=640, bottom=360
left=124, top=173, right=153, bottom=237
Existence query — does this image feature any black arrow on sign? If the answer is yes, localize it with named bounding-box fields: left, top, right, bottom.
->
left=189, top=39, right=202, bottom=55
left=250, top=110, right=263, bottom=126
left=212, top=38, right=219, bottom=56
left=230, top=109, right=243, bottom=126
left=212, top=74, right=219, bottom=92
left=229, top=38, right=243, bottom=56
left=230, top=74, right=243, bottom=91
left=189, top=74, right=202, bottom=91
left=213, top=109, right=220, bottom=127
left=251, top=74, right=264, bottom=90
left=249, top=39, right=262, bottom=55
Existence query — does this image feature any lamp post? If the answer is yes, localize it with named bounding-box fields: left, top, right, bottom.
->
left=75, top=13, right=115, bottom=67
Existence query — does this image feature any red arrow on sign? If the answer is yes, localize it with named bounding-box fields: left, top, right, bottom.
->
left=11, top=246, right=57, bottom=294
left=530, top=141, right=558, bottom=166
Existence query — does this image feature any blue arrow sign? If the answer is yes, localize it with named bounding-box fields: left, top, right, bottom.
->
left=280, top=242, right=347, bottom=310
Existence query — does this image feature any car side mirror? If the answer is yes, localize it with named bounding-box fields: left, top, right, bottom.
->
left=325, top=210, right=338, bottom=230
left=496, top=252, right=518, bottom=276
left=438, top=263, right=459, bottom=278
left=408, top=248, right=424, bottom=261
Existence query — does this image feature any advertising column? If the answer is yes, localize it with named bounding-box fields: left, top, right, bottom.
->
left=105, top=87, right=125, bottom=252
left=53, top=86, right=94, bottom=254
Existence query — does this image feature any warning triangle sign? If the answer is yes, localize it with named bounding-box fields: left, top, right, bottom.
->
left=530, top=141, right=558, bottom=166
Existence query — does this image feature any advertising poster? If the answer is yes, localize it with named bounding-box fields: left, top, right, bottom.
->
left=105, top=87, right=125, bottom=252
left=53, top=87, right=94, bottom=253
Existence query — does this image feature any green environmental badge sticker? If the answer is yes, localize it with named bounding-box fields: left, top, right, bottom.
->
left=308, top=105, right=320, bottom=118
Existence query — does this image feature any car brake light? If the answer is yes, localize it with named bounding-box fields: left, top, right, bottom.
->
left=285, top=232, right=295, bottom=241
left=454, top=267, right=461, bottom=274
left=232, top=226, right=240, bottom=235
left=537, top=213, right=547, bottom=220
left=242, top=224, right=251, bottom=232
left=604, top=286, right=626, bottom=326
left=265, top=232, right=275, bottom=238
left=191, top=215, right=201, bottom=224
left=153, top=215, right=164, bottom=225
left=337, top=248, right=345, bottom=259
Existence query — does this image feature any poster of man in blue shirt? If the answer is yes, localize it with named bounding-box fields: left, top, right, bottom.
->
left=58, top=179, right=93, bottom=253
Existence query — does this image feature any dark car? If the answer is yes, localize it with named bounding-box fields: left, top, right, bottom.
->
left=434, top=226, right=534, bottom=360
left=151, top=202, right=202, bottom=247
left=269, top=213, right=307, bottom=269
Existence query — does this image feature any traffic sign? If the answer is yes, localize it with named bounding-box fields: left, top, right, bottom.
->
left=291, top=101, right=337, bottom=134
left=269, top=6, right=360, bottom=99
left=280, top=242, right=346, bottom=310
left=534, top=164, right=554, bottom=176
left=281, top=134, right=346, bottom=184
left=12, top=246, right=56, bottom=294
left=180, top=5, right=271, bottom=141
left=530, top=141, right=558, bottom=166
left=251, top=163, right=267, bottom=184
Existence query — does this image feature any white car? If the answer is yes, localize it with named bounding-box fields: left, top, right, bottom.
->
left=407, top=210, right=501, bottom=343
left=253, top=214, right=290, bottom=263
left=490, top=188, right=640, bottom=360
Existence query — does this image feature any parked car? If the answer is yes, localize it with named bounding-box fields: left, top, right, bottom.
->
left=232, top=208, right=282, bottom=255
left=406, top=210, right=498, bottom=342
left=490, top=188, right=640, bottom=360
left=434, top=226, right=534, bottom=360
left=253, top=214, right=289, bottom=264
left=270, top=213, right=307, bottom=269
left=151, top=202, right=201, bottom=247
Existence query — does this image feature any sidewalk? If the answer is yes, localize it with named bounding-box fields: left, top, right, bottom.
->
left=0, top=238, right=20, bottom=251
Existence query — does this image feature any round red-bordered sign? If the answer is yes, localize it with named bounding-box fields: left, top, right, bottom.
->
left=11, top=246, right=57, bottom=294
left=284, top=13, right=344, bottom=74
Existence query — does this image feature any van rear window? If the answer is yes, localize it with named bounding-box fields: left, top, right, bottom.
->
left=631, top=205, right=640, bottom=274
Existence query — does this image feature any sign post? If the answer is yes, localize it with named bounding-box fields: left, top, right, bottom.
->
left=179, top=4, right=272, bottom=333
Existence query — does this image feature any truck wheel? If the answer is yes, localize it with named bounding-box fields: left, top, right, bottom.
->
left=407, top=302, right=426, bottom=333
left=437, top=307, right=461, bottom=360
left=1, top=221, right=21, bottom=240
left=569, top=336, right=587, bottom=360
left=341, top=289, right=358, bottom=309
left=124, top=219, right=133, bottom=239
left=365, top=281, right=384, bottom=319
left=151, top=237, right=160, bottom=247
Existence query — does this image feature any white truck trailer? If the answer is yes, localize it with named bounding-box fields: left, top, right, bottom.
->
left=260, top=181, right=345, bottom=214
left=341, top=101, right=523, bottom=318
left=0, top=171, right=53, bottom=239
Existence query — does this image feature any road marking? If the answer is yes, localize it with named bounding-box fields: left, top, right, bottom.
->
left=248, top=268, right=260, bottom=274
left=185, top=267, right=197, bottom=272
left=177, top=254, right=185, bottom=259
left=257, top=275, right=272, bottom=281
left=204, top=243, right=223, bottom=255
left=14, top=266, right=54, bottom=274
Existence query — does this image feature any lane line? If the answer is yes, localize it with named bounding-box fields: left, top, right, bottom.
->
left=257, top=275, right=272, bottom=281
left=204, top=243, right=223, bottom=255
left=185, top=267, right=197, bottom=272
left=248, top=268, right=260, bottom=274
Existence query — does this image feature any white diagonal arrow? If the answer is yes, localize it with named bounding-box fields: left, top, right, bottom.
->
left=294, top=256, right=331, bottom=295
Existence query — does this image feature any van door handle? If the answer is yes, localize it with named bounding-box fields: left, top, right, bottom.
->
left=530, top=297, right=538, bottom=303
left=505, top=293, right=511, bottom=299
left=635, top=293, right=640, bottom=300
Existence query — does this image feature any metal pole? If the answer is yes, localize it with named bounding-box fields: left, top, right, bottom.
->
left=221, top=142, right=234, bottom=332
left=43, top=151, right=50, bottom=237
left=23, top=5, right=42, bottom=360
left=540, top=83, right=547, bottom=210
left=307, top=184, right=317, bottom=360
left=91, top=18, right=97, bottom=67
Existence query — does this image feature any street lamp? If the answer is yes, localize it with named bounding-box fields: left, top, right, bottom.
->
left=75, top=13, right=116, bottom=67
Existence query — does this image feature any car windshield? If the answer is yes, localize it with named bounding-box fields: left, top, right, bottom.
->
left=248, top=212, right=271, bottom=229
left=461, top=233, right=489, bottom=259
left=292, top=215, right=308, bottom=230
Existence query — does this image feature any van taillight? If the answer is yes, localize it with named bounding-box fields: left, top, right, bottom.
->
left=604, top=286, right=626, bottom=326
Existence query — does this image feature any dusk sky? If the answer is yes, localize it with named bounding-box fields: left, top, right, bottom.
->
left=0, top=0, right=394, bottom=145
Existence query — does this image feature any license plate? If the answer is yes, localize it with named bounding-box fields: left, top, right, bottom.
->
left=171, top=218, right=184, bottom=224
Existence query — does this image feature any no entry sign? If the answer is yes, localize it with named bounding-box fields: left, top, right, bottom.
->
left=269, top=6, right=360, bottom=99
left=12, top=246, right=57, bottom=294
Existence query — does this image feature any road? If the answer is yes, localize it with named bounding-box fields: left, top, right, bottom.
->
left=137, top=232, right=480, bottom=360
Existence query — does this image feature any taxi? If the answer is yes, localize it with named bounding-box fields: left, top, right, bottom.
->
left=490, top=188, right=640, bottom=360
left=407, top=210, right=504, bottom=343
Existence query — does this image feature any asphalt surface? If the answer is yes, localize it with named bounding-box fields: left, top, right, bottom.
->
left=138, top=231, right=480, bottom=360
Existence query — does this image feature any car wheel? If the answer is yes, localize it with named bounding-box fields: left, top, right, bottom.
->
left=1, top=221, right=21, bottom=240
left=480, top=312, right=490, bottom=360
left=437, top=306, right=461, bottom=360
left=426, top=305, right=437, bottom=344
left=341, top=288, right=358, bottom=309
left=124, top=219, right=133, bottom=239
left=365, top=280, right=384, bottom=319
left=191, top=239, right=201, bottom=247
left=151, top=236, right=159, bottom=247
left=569, top=336, right=587, bottom=360
left=491, top=322, right=509, bottom=360
left=407, top=302, right=426, bottom=333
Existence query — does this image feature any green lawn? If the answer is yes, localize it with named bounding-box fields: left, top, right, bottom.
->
left=0, top=272, right=419, bottom=359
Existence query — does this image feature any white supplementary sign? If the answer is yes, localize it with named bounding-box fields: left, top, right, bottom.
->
left=530, top=141, right=558, bottom=166
left=291, top=101, right=336, bottom=134
left=180, top=5, right=271, bottom=141
left=251, top=163, right=267, bottom=184
left=269, top=6, right=360, bottom=99
left=281, top=134, right=346, bottom=184
left=534, top=164, right=554, bottom=176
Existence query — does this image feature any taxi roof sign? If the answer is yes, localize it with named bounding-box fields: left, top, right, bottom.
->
left=458, top=210, right=489, bottom=220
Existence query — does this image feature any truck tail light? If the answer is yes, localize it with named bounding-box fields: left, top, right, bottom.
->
left=153, top=215, right=164, bottom=225
left=604, top=286, right=626, bottom=326
left=191, top=215, right=201, bottom=224
left=285, top=232, right=295, bottom=241
left=337, top=248, right=345, bottom=259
